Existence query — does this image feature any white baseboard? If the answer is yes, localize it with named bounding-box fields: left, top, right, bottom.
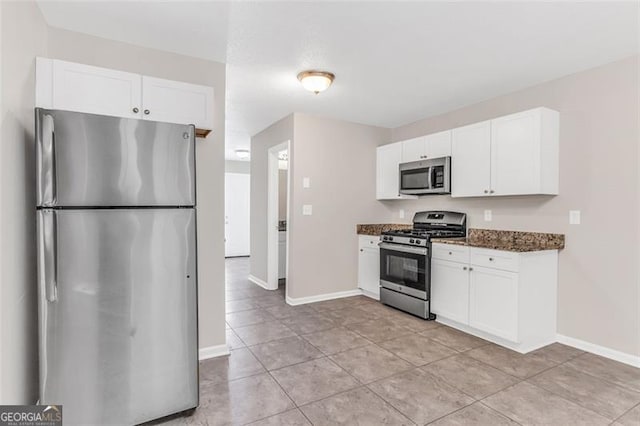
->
left=248, top=274, right=273, bottom=290
left=556, top=334, right=640, bottom=368
left=199, top=344, right=230, bottom=361
left=286, top=289, right=363, bottom=306
left=360, top=289, right=380, bottom=301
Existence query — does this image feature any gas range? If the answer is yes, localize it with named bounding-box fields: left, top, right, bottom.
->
left=378, top=211, right=467, bottom=320
left=380, top=211, right=467, bottom=247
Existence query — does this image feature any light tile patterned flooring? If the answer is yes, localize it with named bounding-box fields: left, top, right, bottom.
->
left=165, top=257, right=640, bottom=425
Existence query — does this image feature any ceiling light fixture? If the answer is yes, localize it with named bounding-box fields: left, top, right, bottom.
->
left=297, top=70, right=335, bottom=94
left=235, top=149, right=250, bottom=159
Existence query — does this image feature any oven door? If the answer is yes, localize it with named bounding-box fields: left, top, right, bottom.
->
left=379, top=243, right=429, bottom=299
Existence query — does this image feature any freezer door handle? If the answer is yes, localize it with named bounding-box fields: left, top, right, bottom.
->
left=37, top=112, right=57, bottom=206
left=39, top=209, right=58, bottom=302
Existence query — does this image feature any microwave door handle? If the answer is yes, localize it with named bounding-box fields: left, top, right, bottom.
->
left=427, top=166, right=433, bottom=189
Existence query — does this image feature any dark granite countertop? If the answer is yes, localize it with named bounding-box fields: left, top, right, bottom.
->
left=356, top=223, right=412, bottom=236
left=432, top=228, right=565, bottom=252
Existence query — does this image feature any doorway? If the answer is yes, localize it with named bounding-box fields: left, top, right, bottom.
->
left=224, top=172, right=250, bottom=257
left=267, top=141, right=290, bottom=292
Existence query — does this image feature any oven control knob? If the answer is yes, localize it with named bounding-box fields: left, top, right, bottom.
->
left=409, top=239, right=415, bottom=244
left=415, top=239, right=421, bottom=245
left=388, top=237, right=393, bottom=241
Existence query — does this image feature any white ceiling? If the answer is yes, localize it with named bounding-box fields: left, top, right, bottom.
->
left=37, top=1, right=639, bottom=161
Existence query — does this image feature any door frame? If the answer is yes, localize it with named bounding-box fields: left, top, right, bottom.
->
left=267, top=141, right=290, bottom=291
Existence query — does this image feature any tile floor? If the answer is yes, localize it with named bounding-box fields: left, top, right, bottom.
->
left=164, top=257, right=640, bottom=425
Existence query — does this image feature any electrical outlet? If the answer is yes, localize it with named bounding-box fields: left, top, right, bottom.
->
left=303, top=205, right=313, bottom=216
left=399, top=209, right=405, bottom=219
left=303, top=177, right=310, bottom=188
left=569, top=210, right=581, bottom=225
left=484, top=210, right=492, bottom=222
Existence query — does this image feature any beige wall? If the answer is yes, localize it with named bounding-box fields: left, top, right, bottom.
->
left=0, top=4, right=227, bottom=403
left=0, top=0, right=48, bottom=404
left=288, top=114, right=392, bottom=299
left=225, top=160, right=250, bottom=174
left=250, top=115, right=294, bottom=281
left=389, top=56, right=639, bottom=357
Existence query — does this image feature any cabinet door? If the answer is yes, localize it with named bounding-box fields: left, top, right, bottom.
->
left=469, top=266, right=519, bottom=342
left=376, top=144, right=403, bottom=200
left=401, top=136, right=427, bottom=162
left=52, top=60, right=142, bottom=119
left=142, top=76, right=214, bottom=130
left=425, top=130, right=452, bottom=158
left=451, top=121, right=491, bottom=197
left=431, top=259, right=469, bottom=324
left=358, top=247, right=380, bottom=297
left=491, top=109, right=541, bottom=195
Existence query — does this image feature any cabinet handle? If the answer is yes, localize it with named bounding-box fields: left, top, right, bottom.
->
left=490, top=189, right=495, bottom=194
left=463, top=266, right=468, bottom=271
left=132, top=107, right=139, bottom=113
left=448, top=251, right=452, bottom=255
left=489, top=257, right=494, bottom=261
left=360, top=249, right=363, bottom=252
left=144, top=109, right=150, bottom=115
left=484, top=190, right=489, bottom=194
left=469, top=267, right=474, bottom=271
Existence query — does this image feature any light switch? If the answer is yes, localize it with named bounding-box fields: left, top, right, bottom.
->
left=484, top=210, right=492, bottom=222
left=569, top=210, right=581, bottom=225
left=303, top=205, right=313, bottom=216
left=303, top=177, right=311, bottom=188
left=399, top=209, right=405, bottom=219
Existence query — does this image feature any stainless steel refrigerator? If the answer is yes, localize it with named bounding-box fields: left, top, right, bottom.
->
left=36, top=108, right=199, bottom=425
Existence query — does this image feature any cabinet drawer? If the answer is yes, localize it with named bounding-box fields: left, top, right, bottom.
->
left=470, top=248, right=519, bottom=272
left=432, top=243, right=469, bottom=263
left=359, top=235, right=380, bottom=249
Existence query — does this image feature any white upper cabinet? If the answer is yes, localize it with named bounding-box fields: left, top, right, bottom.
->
left=36, top=57, right=214, bottom=133
left=451, top=121, right=492, bottom=197
left=401, top=136, right=426, bottom=162
left=401, top=130, right=451, bottom=163
left=47, top=59, right=142, bottom=119
left=376, top=143, right=405, bottom=200
left=451, top=108, right=559, bottom=198
left=425, top=130, right=452, bottom=158
left=491, top=108, right=559, bottom=196
left=142, top=76, right=214, bottom=130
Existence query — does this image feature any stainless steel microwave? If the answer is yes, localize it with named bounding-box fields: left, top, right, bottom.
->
left=399, top=156, right=451, bottom=195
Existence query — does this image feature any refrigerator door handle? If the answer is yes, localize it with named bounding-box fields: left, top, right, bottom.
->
left=38, top=113, right=57, bottom=206
left=39, top=209, right=58, bottom=302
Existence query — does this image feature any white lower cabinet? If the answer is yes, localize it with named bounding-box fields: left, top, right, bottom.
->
left=431, top=259, right=469, bottom=324
left=469, top=266, right=518, bottom=342
left=430, top=243, right=558, bottom=353
left=358, top=236, right=380, bottom=299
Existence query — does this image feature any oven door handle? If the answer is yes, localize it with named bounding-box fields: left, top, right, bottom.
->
left=379, top=242, right=428, bottom=255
